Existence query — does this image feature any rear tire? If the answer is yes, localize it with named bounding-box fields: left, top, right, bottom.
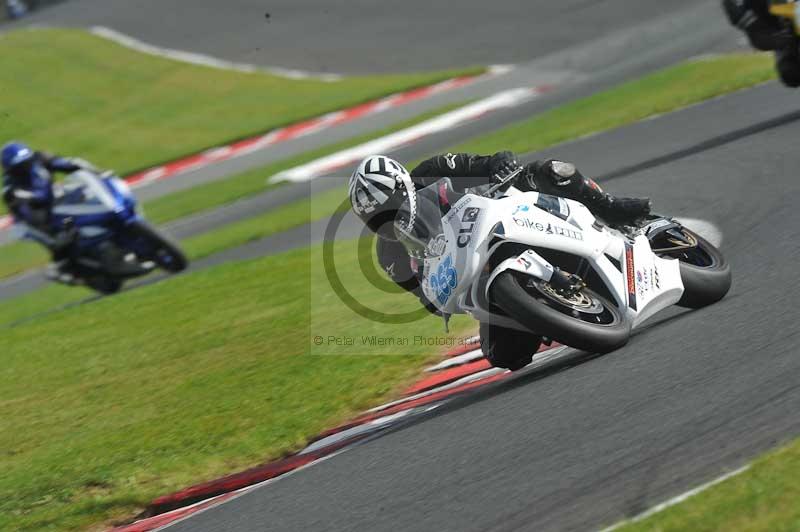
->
left=128, top=221, right=188, bottom=273
left=490, top=271, right=630, bottom=354
left=86, top=276, right=122, bottom=295
left=479, top=322, right=541, bottom=371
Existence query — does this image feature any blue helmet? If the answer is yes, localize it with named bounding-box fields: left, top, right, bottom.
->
left=2, top=142, right=35, bottom=172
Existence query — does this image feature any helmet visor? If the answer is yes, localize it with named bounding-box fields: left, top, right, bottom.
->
left=7, top=158, right=34, bottom=180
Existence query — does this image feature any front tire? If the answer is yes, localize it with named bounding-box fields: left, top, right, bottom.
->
left=651, top=228, right=731, bottom=309
left=489, top=271, right=631, bottom=353
left=127, top=221, right=188, bottom=273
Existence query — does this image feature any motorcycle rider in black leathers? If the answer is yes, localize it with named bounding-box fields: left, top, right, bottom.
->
left=349, top=151, right=651, bottom=370
left=722, top=0, right=800, bottom=87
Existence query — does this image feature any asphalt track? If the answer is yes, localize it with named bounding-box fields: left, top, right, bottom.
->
left=158, top=81, right=800, bottom=531
left=4, top=5, right=799, bottom=530
left=0, top=81, right=794, bottom=302
left=14, top=0, right=700, bottom=74
left=0, top=0, right=745, bottom=297
left=1, top=2, right=735, bottom=205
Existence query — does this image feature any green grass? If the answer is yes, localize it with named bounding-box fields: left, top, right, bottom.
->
left=181, top=185, right=348, bottom=259
left=142, top=99, right=474, bottom=226
left=0, top=53, right=777, bottom=280
left=0, top=238, right=474, bottom=531
left=615, top=437, right=800, bottom=531
left=0, top=27, right=481, bottom=216
left=0, top=101, right=469, bottom=279
left=163, top=53, right=781, bottom=263
left=0, top=283, right=93, bottom=328
left=0, top=240, right=49, bottom=279
left=448, top=52, right=775, bottom=159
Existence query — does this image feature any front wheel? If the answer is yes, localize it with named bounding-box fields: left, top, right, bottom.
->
left=489, top=271, right=631, bottom=354
left=127, top=221, right=188, bottom=273
left=650, top=228, right=731, bottom=309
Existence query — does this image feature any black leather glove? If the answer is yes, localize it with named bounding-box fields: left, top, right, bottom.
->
left=488, top=151, right=521, bottom=183
left=2, top=186, right=14, bottom=206
left=516, top=162, right=542, bottom=192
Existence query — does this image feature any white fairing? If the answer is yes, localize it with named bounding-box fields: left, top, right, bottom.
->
left=417, top=185, right=684, bottom=333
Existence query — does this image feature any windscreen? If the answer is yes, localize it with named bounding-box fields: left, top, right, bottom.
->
left=53, top=171, right=115, bottom=214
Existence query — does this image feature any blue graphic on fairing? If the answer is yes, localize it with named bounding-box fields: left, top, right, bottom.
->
left=512, top=204, right=530, bottom=216
left=430, top=255, right=458, bottom=305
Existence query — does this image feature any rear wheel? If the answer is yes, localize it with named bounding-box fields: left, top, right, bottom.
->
left=479, top=322, right=541, bottom=371
left=127, top=221, right=188, bottom=273
left=650, top=227, right=731, bottom=309
left=86, top=276, right=122, bottom=295
left=489, top=271, right=630, bottom=353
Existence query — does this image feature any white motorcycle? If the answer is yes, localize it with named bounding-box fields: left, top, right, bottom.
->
left=395, top=176, right=731, bottom=363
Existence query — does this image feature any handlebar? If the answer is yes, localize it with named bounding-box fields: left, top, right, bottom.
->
left=483, top=167, right=524, bottom=197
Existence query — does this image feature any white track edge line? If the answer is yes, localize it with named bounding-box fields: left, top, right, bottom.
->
left=90, top=26, right=344, bottom=81
left=271, top=87, right=542, bottom=182
left=598, top=465, right=751, bottom=532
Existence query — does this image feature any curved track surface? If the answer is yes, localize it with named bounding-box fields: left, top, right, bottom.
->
left=14, top=0, right=699, bottom=73
left=159, top=82, right=800, bottom=531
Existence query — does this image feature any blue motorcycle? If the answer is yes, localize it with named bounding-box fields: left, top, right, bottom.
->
left=42, top=169, right=188, bottom=294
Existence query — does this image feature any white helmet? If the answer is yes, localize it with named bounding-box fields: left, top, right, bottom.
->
left=349, top=155, right=416, bottom=240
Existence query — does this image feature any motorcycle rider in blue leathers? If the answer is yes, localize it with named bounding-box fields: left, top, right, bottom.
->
left=1, top=141, right=98, bottom=280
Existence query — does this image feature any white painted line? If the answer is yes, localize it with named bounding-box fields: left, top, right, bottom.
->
left=364, top=367, right=509, bottom=414
left=298, top=406, right=441, bottom=455
left=425, top=349, right=485, bottom=372
left=271, top=87, right=545, bottom=182
left=154, top=447, right=354, bottom=531
left=366, top=346, right=571, bottom=414
left=90, top=26, right=344, bottom=82
left=675, top=217, right=723, bottom=247
left=599, top=465, right=751, bottom=532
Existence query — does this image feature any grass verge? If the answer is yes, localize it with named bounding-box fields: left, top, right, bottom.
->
left=167, top=52, right=781, bottom=261
left=0, top=53, right=776, bottom=279
left=0, top=238, right=474, bottom=531
left=615, top=436, right=800, bottom=531
left=448, top=52, right=775, bottom=157
left=0, top=102, right=469, bottom=279
left=0, top=27, right=481, bottom=216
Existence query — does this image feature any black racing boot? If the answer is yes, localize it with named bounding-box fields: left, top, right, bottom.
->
left=479, top=322, right=541, bottom=371
left=775, top=45, right=800, bottom=88
left=529, top=160, right=651, bottom=225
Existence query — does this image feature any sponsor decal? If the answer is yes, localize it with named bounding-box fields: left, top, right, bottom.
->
left=462, top=207, right=480, bottom=223
left=444, top=196, right=472, bottom=222
left=516, top=254, right=533, bottom=270
left=653, top=266, right=661, bottom=289
left=430, top=255, right=458, bottom=305
left=637, top=270, right=648, bottom=296
left=457, top=207, right=481, bottom=248
left=427, top=234, right=447, bottom=256
left=512, top=204, right=530, bottom=216
left=513, top=217, right=584, bottom=241
left=625, top=243, right=637, bottom=310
